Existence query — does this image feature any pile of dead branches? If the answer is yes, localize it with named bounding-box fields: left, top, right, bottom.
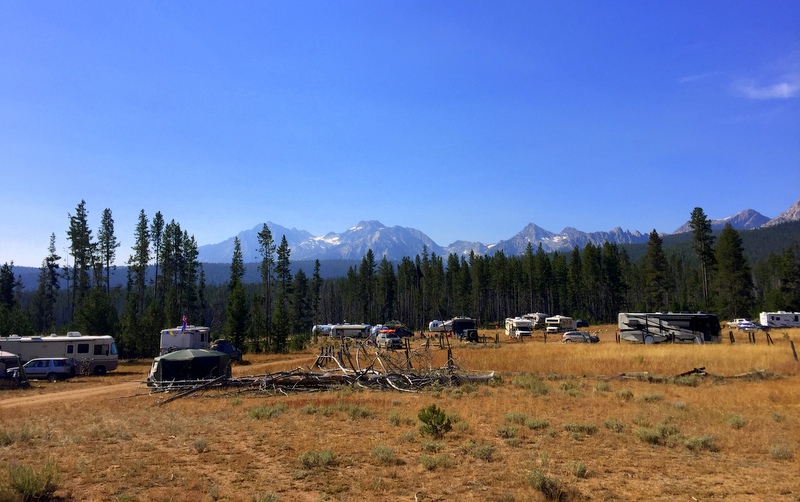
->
left=146, top=340, right=495, bottom=402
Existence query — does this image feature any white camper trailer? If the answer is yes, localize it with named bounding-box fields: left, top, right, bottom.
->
left=759, top=311, right=800, bottom=328
left=329, top=323, right=372, bottom=339
left=618, top=312, right=721, bottom=344
left=0, top=332, right=118, bottom=375
left=523, top=312, right=549, bottom=329
left=545, top=315, right=575, bottom=334
left=505, top=317, right=533, bottom=338
left=159, top=325, right=211, bottom=355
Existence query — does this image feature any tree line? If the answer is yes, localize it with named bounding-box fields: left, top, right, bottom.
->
left=1, top=203, right=799, bottom=358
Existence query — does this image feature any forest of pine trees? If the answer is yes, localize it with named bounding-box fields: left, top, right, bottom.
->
left=1, top=202, right=799, bottom=358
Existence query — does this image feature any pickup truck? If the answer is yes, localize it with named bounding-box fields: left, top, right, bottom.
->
left=726, top=318, right=750, bottom=329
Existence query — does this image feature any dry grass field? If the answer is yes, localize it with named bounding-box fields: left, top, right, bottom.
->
left=1, top=325, right=799, bottom=502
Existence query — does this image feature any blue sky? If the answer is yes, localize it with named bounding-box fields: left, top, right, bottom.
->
left=2, top=1, right=799, bottom=267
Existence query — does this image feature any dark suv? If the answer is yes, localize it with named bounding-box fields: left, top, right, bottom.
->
left=210, top=339, right=243, bottom=362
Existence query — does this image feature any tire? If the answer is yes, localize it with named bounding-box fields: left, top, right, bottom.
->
left=94, top=366, right=107, bottom=376
left=644, top=335, right=655, bottom=345
left=47, top=373, right=58, bottom=382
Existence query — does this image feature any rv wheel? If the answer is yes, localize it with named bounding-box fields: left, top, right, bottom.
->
left=644, top=335, right=655, bottom=345
left=94, top=366, right=107, bottom=376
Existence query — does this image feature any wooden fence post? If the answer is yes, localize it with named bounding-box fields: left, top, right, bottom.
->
left=791, top=341, right=798, bottom=362
left=729, top=331, right=735, bottom=344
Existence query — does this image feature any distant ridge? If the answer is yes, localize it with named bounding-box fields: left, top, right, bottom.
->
left=194, top=197, right=800, bottom=264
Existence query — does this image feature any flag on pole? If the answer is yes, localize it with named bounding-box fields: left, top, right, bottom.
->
left=181, top=314, right=187, bottom=332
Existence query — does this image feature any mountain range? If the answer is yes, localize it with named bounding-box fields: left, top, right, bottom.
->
left=197, top=198, right=800, bottom=264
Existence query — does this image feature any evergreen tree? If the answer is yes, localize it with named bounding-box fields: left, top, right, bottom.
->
left=150, top=211, right=165, bottom=302
left=96, top=208, right=120, bottom=294
left=376, top=256, right=396, bottom=322
left=713, top=224, right=754, bottom=319
left=689, top=207, right=716, bottom=311
left=67, top=200, right=94, bottom=317
left=31, top=234, right=61, bottom=333
left=311, top=259, right=322, bottom=324
left=224, top=237, right=248, bottom=349
left=257, top=224, right=276, bottom=350
left=642, top=230, right=669, bottom=310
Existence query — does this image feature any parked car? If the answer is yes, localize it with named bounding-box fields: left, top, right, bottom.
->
left=727, top=318, right=750, bottom=329
left=6, top=357, right=76, bottom=382
left=575, top=319, right=589, bottom=328
left=376, top=331, right=403, bottom=349
left=561, top=331, right=600, bottom=343
left=737, top=321, right=763, bottom=332
left=210, top=339, right=243, bottom=362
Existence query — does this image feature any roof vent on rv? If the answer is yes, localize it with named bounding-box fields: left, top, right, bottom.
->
left=50, top=333, right=58, bottom=337
left=66, top=331, right=82, bottom=337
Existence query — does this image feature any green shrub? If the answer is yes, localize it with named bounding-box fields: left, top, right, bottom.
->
left=5, top=458, right=60, bottom=501
left=636, top=422, right=681, bottom=446
left=504, top=412, right=528, bottom=424
left=371, top=445, right=398, bottom=465
left=572, top=461, right=588, bottom=478
left=471, top=443, right=496, bottom=462
left=299, top=450, right=336, bottom=469
left=419, top=454, right=453, bottom=471
left=603, top=418, right=625, bottom=433
left=512, top=374, right=549, bottom=396
left=418, top=404, right=452, bottom=439
left=249, top=403, right=288, bottom=419
left=726, top=414, right=746, bottom=430
left=525, top=418, right=550, bottom=430
left=564, top=423, right=598, bottom=435
left=192, top=439, right=208, bottom=453
left=615, top=389, right=634, bottom=401
left=769, top=445, right=793, bottom=460
left=497, top=425, right=518, bottom=439
left=388, top=411, right=401, bottom=426
left=640, top=394, right=664, bottom=403
left=528, top=468, right=563, bottom=500
left=684, top=435, right=719, bottom=452
left=421, top=440, right=444, bottom=453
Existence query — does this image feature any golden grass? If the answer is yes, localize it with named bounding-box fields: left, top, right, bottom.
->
left=0, top=325, right=798, bottom=501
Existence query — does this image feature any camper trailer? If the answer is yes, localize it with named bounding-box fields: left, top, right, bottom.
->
left=160, top=325, right=211, bottom=355
left=505, top=317, right=533, bottom=338
left=329, top=323, right=372, bottom=339
left=618, top=312, right=721, bottom=344
left=759, top=311, right=800, bottom=328
left=0, top=332, right=118, bottom=375
left=523, top=312, right=549, bottom=329
left=450, top=317, right=479, bottom=342
left=545, top=315, right=576, bottom=334
left=428, top=319, right=453, bottom=332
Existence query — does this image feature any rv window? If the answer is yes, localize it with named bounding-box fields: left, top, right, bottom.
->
left=77, top=343, right=89, bottom=354
left=94, top=345, right=106, bottom=356
left=67, top=345, right=74, bottom=354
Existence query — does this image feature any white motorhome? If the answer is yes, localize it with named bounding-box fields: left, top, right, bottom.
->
left=523, top=312, right=549, bottom=329
left=759, top=311, right=800, bottom=328
left=329, top=323, right=372, bottom=339
left=160, top=325, right=211, bottom=355
left=618, top=312, right=721, bottom=344
left=505, top=317, right=533, bottom=338
left=0, top=332, right=118, bottom=375
left=545, top=315, right=575, bottom=334
left=428, top=319, right=453, bottom=332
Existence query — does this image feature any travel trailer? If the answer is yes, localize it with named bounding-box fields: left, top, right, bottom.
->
left=505, top=317, right=533, bottom=338
left=522, top=312, right=549, bottom=329
left=618, top=312, right=721, bottom=344
left=0, top=332, right=118, bottom=375
left=759, top=311, right=800, bottom=328
left=160, top=325, right=211, bottom=355
left=428, top=319, right=453, bottom=332
left=450, top=316, right=479, bottom=341
left=545, top=315, right=576, bottom=334
left=329, top=323, right=372, bottom=339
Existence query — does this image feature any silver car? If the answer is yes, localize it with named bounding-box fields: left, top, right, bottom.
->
left=561, top=331, right=600, bottom=343
left=376, top=331, right=403, bottom=349
left=8, top=358, right=76, bottom=381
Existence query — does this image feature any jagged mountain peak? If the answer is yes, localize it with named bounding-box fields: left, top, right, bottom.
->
left=673, top=209, right=771, bottom=234
left=764, top=198, right=800, bottom=227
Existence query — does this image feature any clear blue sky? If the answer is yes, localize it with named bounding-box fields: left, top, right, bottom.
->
left=2, top=1, right=799, bottom=267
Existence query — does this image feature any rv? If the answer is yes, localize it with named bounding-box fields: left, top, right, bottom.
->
left=329, top=323, right=372, bottom=339
left=522, top=312, right=549, bottom=329
left=618, top=312, right=721, bottom=344
left=312, top=324, right=334, bottom=337
left=0, top=332, right=118, bottom=375
left=428, top=319, right=453, bottom=332
left=160, top=325, right=211, bottom=355
left=451, top=316, right=479, bottom=342
left=545, top=315, right=576, bottom=334
left=505, top=317, right=533, bottom=338
left=759, top=311, right=800, bottom=328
